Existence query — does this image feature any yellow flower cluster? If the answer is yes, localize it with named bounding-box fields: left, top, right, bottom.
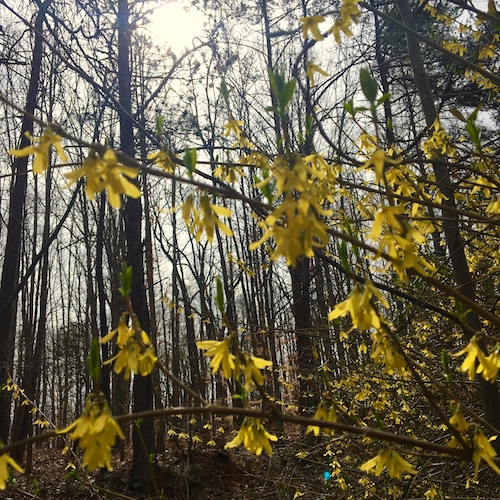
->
left=371, top=329, right=406, bottom=375
left=213, top=164, right=245, bottom=183
left=422, top=118, right=456, bottom=159
left=454, top=338, right=500, bottom=382
left=196, top=338, right=272, bottom=387
left=10, top=128, right=67, bottom=174
left=442, top=40, right=466, bottom=56
left=182, top=194, right=233, bottom=244
left=359, top=148, right=402, bottom=184
left=368, top=202, right=435, bottom=282
left=328, top=282, right=388, bottom=332
left=360, top=447, right=417, bottom=479
left=306, top=400, right=337, bottom=436
left=58, top=394, right=124, bottom=471
left=147, top=149, right=177, bottom=173
left=222, top=119, right=254, bottom=149
left=0, top=452, right=24, bottom=490
left=65, top=150, right=141, bottom=208
left=329, top=0, right=361, bottom=44
left=100, top=315, right=158, bottom=379
left=249, top=193, right=330, bottom=266
left=225, top=418, right=278, bottom=456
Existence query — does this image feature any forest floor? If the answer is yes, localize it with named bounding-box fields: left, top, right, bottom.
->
left=1, top=437, right=500, bottom=499
left=0, top=440, right=333, bottom=500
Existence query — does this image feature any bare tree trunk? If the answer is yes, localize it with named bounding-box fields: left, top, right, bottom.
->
left=116, top=0, right=154, bottom=488
left=0, top=0, right=51, bottom=444
left=395, top=0, right=500, bottom=436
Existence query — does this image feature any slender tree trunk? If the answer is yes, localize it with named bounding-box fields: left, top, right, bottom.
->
left=395, top=0, right=500, bottom=436
left=0, top=0, right=51, bottom=444
left=117, top=0, right=154, bottom=488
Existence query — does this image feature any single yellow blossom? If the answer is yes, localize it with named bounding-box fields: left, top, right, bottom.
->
left=454, top=338, right=487, bottom=381
left=306, top=62, right=329, bottom=86
left=0, top=453, right=24, bottom=490
left=360, top=447, right=417, bottom=479
left=197, top=338, right=236, bottom=379
left=225, top=418, right=277, bottom=456
left=100, top=315, right=133, bottom=347
left=242, top=354, right=272, bottom=388
left=10, top=128, right=67, bottom=174
left=148, top=149, right=176, bottom=173
left=300, top=15, right=325, bottom=41
left=450, top=406, right=469, bottom=433
left=472, top=428, right=500, bottom=479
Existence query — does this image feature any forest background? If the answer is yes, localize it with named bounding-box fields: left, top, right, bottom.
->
left=0, top=0, right=500, bottom=498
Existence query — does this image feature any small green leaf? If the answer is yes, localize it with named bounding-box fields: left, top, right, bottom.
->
left=279, top=80, right=296, bottom=110
left=338, top=241, right=349, bottom=273
left=360, top=68, right=378, bottom=104
left=155, top=115, right=164, bottom=135
left=265, top=106, right=280, bottom=114
left=450, top=108, right=466, bottom=122
left=441, top=348, right=452, bottom=384
left=218, top=79, right=230, bottom=98
left=466, top=119, right=482, bottom=149
left=86, top=338, right=101, bottom=386
left=215, top=276, right=225, bottom=314
left=184, top=148, right=197, bottom=177
left=343, top=99, right=355, bottom=116
left=119, top=264, right=133, bottom=296
left=376, top=92, right=391, bottom=106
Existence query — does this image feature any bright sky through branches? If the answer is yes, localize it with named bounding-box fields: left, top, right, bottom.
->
left=147, top=1, right=206, bottom=52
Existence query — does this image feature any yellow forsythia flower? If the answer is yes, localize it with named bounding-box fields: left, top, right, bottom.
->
left=148, top=149, right=177, bottom=173
left=181, top=195, right=233, bottom=244
left=472, top=428, right=500, bottom=479
left=422, top=119, right=456, bottom=158
left=359, top=148, right=402, bottom=183
left=225, top=418, right=278, bottom=456
left=241, top=354, right=272, bottom=389
left=65, top=150, right=141, bottom=208
left=328, top=282, right=388, bottom=331
left=300, top=16, right=325, bottom=41
left=305, top=62, right=329, bottom=87
left=223, top=119, right=244, bottom=138
left=197, top=338, right=236, bottom=379
left=328, top=0, right=360, bottom=43
left=0, top=452, right=24, bottom=490
left=360, top=447, right=417, bottom=479
left=58, top=395, right=124, bottom=471
left=306, top=401, right=337, bottom=436
left=454, top=338, right=500, bottom=382
left=100, top=315, right=158, bottom=379
left=10, top=128, right=67, bottom=174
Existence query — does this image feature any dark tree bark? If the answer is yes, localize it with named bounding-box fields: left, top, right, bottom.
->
left=0, top=0, right=51, bottom=445
left=116, top=0, right=154, bottom=488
